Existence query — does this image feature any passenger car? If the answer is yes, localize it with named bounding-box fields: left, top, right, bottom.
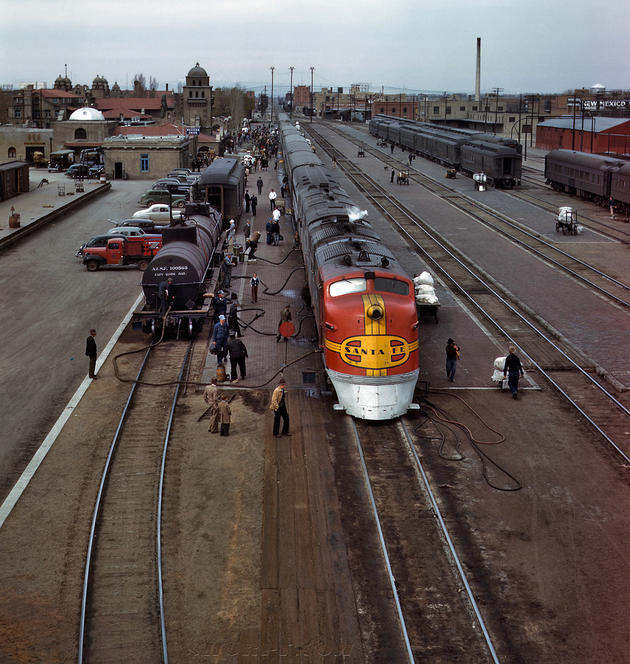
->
left=132, top=204, right=184, bottom=223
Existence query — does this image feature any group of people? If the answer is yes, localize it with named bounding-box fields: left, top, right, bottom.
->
left=445, top=338, right=525, bottom=398
left=203, top=376, right=290, bottom=438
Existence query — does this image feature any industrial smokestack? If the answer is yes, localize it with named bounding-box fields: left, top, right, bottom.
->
left=475, top=37, right=481, bottom=102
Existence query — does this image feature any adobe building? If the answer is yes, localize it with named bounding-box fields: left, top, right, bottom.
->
left=102, top=129, right=193, bottom=180
left=52, top=107, right=117, bottom=154
left=0, top=126, right=54, bottom=163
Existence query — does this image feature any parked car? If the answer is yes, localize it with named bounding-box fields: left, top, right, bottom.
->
left=66, top=164, right=90, bottom=178
left=107, top=226, right=162, bottom=237
left=151, top=179, right=189, bottom=194
left=88, top=165, right=104, bottom=178
left=132, top=204, right=184, bottom=223
left=168, top=168, right=192, bottom=176
left=138, top=189, right=187, bottom=207
left=108, top=218, right=163, bottom=232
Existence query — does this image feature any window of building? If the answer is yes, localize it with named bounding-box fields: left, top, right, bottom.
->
left=433, top=106, right=439, bottom=114
left=8, top=147, right=16, bottom=158
left=403, top=107, right=407, bottom=114
left=189, top=91, right=193, bottom=97
left=380, top=107, right=385, bottom=113
left=446, top=106, right=451, bottom=115
left=14, top=110, right=21, bottom=118
left=509, top=116, right=515, bottom=122
left=140, top=154, right=149, bottom=172
left=460, top=106, right=465, bottom=111
left=472, top=106, right=478, bottom=111
left=74, top=127, right=87, bottom=140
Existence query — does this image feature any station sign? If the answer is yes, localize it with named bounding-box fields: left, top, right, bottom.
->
left=186, top=127, right=200, bottom=135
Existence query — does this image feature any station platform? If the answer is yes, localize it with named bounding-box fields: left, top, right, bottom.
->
left=0, top=169, right=110, bottom=250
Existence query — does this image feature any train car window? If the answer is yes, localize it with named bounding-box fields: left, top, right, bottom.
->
left=374, top=277, right=409, bottom=296
left=329, top=278, right=366, bottom=297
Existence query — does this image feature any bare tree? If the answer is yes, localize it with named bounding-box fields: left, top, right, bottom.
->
left=149, top=76, right=159, bottom=91
left=133, top=73, right=146, bottom=96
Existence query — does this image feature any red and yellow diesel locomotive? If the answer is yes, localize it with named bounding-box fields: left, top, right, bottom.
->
left=280, top=123, right=420, bottom=419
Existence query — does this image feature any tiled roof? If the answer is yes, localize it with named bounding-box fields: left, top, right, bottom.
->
left=39, top=89, right=83, bottom=99
left=95, top=95, right=175, bottom=112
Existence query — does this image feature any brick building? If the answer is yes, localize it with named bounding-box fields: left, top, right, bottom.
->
left=536, top=117, right=630, bottom=154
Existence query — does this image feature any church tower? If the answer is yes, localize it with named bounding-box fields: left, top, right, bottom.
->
left=183, top=62, right=212, bottom=130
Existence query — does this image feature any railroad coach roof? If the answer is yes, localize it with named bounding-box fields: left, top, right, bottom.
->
left=196, top=157, right=244, bottom=186
left=546, top=149, right=627, bottom=169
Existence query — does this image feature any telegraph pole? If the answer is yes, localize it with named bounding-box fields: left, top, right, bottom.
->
left=310, top=66, right=314, bottom=123
left=492, top=87, right=503, bottom=133
left=289, top=66, right=294, bottom=119
left=270, top=66, right=275, bottom=124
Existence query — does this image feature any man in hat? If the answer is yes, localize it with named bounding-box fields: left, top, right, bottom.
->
left=270, top=377, right=290, bottom=437
left=445, top=338, right=460, bottom=382
left=204, top=378, right=220, bottom=433
left=212, top=290, right=228, bottom=324
left=212, top=315, right=230, bottom=364
left=227, top=331, right=248, bottom=383
left=85, top=328, right=97, bottom=379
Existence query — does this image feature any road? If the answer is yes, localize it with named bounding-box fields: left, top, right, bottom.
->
left=0, top=180, right=148, bottom=502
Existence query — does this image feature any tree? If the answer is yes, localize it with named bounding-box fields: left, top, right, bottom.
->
left=149, top=76, right=159, bottom=91
left=133, top=73, right=146, bottom=96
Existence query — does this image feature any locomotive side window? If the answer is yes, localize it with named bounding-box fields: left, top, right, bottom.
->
left=374, top=277, right=409, bottom=296
left=329, top=278, right=366, bottom=297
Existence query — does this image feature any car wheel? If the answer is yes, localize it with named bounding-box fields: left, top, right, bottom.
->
left=137, top=260, right=149, bottom=271
left=86, top=260, right=99, bottom=272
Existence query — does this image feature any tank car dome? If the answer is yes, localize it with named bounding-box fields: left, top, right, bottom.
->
left=187, top=62, right=208, bottom=78
left=69, top=107, right=105, bottom=121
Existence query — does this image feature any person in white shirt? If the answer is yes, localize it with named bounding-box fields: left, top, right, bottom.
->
left=269, top=189, right=277, bottom=210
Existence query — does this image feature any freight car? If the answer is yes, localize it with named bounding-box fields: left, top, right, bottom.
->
left=544, top=149, right=630, bottom=215
left=369, top=115, right=522, bottom=187
left=134, top=203, right=223, bottom=337
left=280, top=123, right=420, bottom=420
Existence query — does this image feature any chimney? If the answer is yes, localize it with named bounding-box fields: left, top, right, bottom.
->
left=166, top=83, right=169, bottom=92
left=475, top=37, right=481, bottom=102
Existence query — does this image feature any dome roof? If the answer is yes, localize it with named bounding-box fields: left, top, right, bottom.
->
left=187, top=62, right=208, bottom=78
left=69, top=107, right=105, bottom=121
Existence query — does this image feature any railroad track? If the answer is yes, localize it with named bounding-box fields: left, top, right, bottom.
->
left=318, top=123, right=630, bottom=302
left=349, top=417, right=501, bottom=662
left=304, top=125, right=630, bottom=463
left=78, top=339, right=192, bottom=663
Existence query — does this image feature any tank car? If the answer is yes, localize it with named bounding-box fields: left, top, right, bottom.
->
left=134, top=203, right=222, bottom=336
left=280, top=123, right=420, bottom=420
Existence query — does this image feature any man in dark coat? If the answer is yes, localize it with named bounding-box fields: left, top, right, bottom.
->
left=158, top=277, right=174, bottom=314
left=257, top=177, right=263, bottom=195
left=227, top=331, right=248, bottom=383
left=86, top=329, right=97, bottom=379
left=503, top=345, right=524, bottom=399
left=250, top=195, right=258, bottom=217
left=244, top=190, right=251, bottom=213
left=212, top=315, right=230, bottom=364
left=212, top=291, right=228, bottom=324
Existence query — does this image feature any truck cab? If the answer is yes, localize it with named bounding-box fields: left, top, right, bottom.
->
left=82, top=235, right=162, bottom=271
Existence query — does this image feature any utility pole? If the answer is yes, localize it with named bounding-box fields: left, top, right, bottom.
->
left=310, top=66, right=314, bottom=123
left=492, top=87, right=503, bottom=133
left=289, top=66, right=294, bottom=119
left=270, top=66, right=274, bottom=124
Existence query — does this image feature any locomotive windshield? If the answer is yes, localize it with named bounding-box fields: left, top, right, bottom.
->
left=329, top=277, right=366, bottom=297
left=374, top=277, right=409, bottom=296
left=329, top=276, right=409, bottom=297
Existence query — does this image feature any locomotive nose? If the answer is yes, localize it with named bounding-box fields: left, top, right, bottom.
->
left=366, top=304, right=384, bottom=320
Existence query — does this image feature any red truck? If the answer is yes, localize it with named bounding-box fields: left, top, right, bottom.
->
left=82, top=235, right=162, bottom=271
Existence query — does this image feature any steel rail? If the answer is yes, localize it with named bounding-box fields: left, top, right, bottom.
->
left=306, top=126, right=630, bottom=463
left=350, top=419, right=415, bottom=663
left=400, top=420, right=501, bottom=663
left=319, top=122, right=630, bottom=298
left=78, top=346, right=152, bottom=664
left=157, top=344, right=192, bottom=664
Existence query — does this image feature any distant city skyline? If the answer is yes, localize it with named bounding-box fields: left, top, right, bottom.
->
left=1, top=0, right=628, bottom=96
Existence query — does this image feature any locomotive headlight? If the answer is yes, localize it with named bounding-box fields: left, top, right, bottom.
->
left=366, top=304, right=384, bottom=320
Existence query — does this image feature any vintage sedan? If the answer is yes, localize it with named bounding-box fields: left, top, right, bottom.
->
left=132, top=204, right=184, bottom=224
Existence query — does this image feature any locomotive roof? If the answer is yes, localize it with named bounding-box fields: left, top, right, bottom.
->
left=196, top=157, right=245, bottom=186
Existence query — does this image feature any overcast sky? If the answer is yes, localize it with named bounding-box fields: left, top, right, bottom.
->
left=1, top=0, right=628, bottom=96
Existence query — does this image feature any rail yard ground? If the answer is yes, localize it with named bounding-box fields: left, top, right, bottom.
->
left=0, top=120, right=629, bottom=662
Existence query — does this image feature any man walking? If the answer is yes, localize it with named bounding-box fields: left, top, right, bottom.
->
left=218, top=395, right=231, bottom=436
left=503, top=345, right=525, bottom=399
left=227, top=331, right=248, bottom=383
left=251, top=272, right=259, bottom=303
left=257, top=177, right=263, bottom=195
left=86, top=329, right=97, bottom=379
left=270, top=377, right=290, bottom=437
left=245, top=190, right=251, bottom=213
left=251, top=195, right=258, bottom=217
left=204, top=378, right=220, bottom=433
left=445, top=337, right=460, bottom=382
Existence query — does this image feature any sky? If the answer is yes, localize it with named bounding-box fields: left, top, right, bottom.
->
left=1, top=0, right=628, bottom=96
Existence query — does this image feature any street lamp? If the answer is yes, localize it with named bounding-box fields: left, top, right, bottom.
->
left=310, top=66, right=314, bottom=123
left=289, top=66, right=294, bottom=119
left=270, top=66, right=274, bottom=124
